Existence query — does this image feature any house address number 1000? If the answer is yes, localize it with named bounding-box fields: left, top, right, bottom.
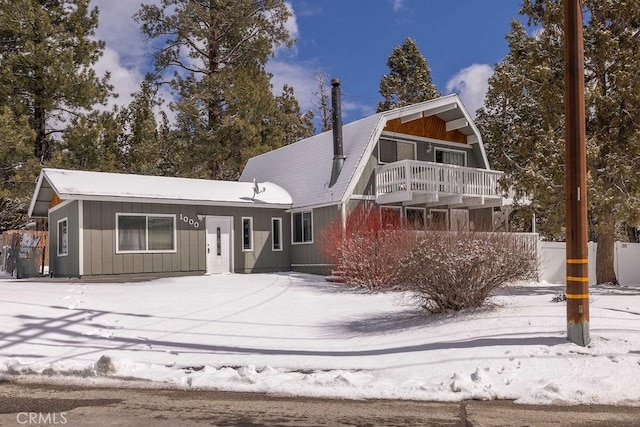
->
left=179, top=214, right=199, bottom=228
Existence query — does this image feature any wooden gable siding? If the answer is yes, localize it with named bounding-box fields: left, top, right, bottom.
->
left=49, top=193, right=64, bottom=209
left=384, top=116, right=467, bottom=144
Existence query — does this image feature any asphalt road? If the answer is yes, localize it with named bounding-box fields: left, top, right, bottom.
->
left=1, top=380, right=639, bottom=426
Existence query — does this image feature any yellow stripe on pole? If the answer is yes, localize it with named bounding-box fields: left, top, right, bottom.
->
left=566, top=293, right=589, bottom=299
left=567, top=276, right=589, bottom=282
left=566, top=258, right=588, bottom=264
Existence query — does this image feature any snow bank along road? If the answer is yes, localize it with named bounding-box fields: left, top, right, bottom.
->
left=2, top=382, right=640, bottom=427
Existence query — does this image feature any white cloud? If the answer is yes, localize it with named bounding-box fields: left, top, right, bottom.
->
left=94, top=47, right=143, bottom=109
left=93, top=46, right=175, bottom=123
left=90, top=0, right=157, bottom=109
left=267, top=61, right=375, bottom=122
left=284, top=2, right=299, bottom=41
left=90, top=0, right=323, bottom=125
left=390, top=0, right=404, bottom=12
left=445, top=64, right=494, bottom=116
left=267, top=3, right=320, bottom=115
left=267, top=60, right=318, bottom=112
left=91, top=0, right=153, bottom=71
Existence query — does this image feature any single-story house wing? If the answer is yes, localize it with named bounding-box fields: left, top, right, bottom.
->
left=28, top=169, right=292, bottom=277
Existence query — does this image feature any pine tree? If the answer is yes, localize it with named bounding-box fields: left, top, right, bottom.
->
left=52, top=110, right=122, bottom=172
left=377, top=37, right=440, bottom=112
left=0, top=0, right=112, bottom=162
left=477, top=0, right=640, bottom=285
left=117, top=77, right=174, bottom=176
left=312, top=69, right=332, bottom=132
left=0, top=107, right=38, bottom=230
left=135, top=0, right=295, bottom=179
left=275, top=84, right=315, bottom=146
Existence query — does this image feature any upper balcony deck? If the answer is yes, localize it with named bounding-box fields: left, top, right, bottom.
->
left=375, top=160, right=504, bottom=207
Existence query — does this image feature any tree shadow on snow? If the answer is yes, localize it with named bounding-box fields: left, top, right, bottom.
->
left=321, top=309, right=438, bottom=337
left=494, top=283, right=565, bottom=296
left=0, top=303, right=568, bottom=362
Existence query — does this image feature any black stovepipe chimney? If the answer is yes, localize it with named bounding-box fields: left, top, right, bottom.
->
left=329, top=78, right=345, bottom=187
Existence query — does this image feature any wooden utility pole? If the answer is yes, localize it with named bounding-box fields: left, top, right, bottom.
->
left=563, top=0, right=590, bottom=346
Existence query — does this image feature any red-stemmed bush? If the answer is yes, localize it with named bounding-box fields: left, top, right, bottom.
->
left=320, top=204, right=419, bottom=290
left=321, top=205, right=538, bottom=312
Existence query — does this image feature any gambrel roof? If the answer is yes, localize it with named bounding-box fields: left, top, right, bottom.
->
left=240, top=94, right=490, bottom=209
left=28, top=168, right=292, bottom=217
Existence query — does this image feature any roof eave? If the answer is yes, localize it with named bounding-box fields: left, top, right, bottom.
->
left=53, top=193, right=292, bottom=209
left=340, top=114, right=388, bottom=205
left=28, top=170, right=50, bottom=218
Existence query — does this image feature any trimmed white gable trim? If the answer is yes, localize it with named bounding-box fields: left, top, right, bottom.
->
left=52, top=194, right=292, bottom=210
left=28, top=171, right=48, bottom=217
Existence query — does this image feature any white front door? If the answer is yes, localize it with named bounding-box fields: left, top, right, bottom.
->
left=205, top=216, right=233, bottom=274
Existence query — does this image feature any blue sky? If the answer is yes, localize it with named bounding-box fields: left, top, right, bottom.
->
left=91, top=0, right=526, bottom=125
left=281, top=1, right=525, bottom=119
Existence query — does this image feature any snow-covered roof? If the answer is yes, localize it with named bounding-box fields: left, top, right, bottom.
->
left=241, top=114, right=382, bottom=210
left=240, top=94, right=489, bottom=209
left=28, top=169, right=292, bottom=217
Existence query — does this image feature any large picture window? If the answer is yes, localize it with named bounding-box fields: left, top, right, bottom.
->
left=116, top=213, right=176, bottom=253
left=292, top=211, right=312, bottom=244
left=57, top=218, right=68, bottom=256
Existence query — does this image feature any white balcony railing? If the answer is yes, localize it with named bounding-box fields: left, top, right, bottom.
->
left=375, top=160, right=503, bottom=200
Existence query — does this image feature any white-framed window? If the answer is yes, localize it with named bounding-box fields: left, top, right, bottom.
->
left=405, top=207, right=426, bottom=230
left=57, top=217, right=68, bottom=257
left=380, top=206, right=402, bottom=228
left=272, top=217, right=283, bottom=251
left=378, top=138, right=416, bottom=164
left=242, top=217, right=253, bottom=252
left=292, top=211, right=313, bottom=244
left=429, top=209, right=449, bottom=230
left=450, top=209, right=470, bottom=231
left=435, top=147, right=466, bottom=166
left=116, top=213, right=176, bottom=253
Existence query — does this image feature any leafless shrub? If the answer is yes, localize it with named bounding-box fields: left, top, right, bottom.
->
left=397, top=231, right=539, bottom=313
left=320, top=205, right=419, bottom=291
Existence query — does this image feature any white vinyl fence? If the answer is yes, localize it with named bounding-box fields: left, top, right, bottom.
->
left=539, top=241, right=640, bottom=286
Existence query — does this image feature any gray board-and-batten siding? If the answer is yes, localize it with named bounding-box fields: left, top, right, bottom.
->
left=49, top=200, right=291, bottom=277
left=289, top=204, right=340, bottom=275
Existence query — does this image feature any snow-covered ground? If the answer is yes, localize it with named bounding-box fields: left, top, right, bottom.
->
left=0, top=272, right=639, bottom=405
